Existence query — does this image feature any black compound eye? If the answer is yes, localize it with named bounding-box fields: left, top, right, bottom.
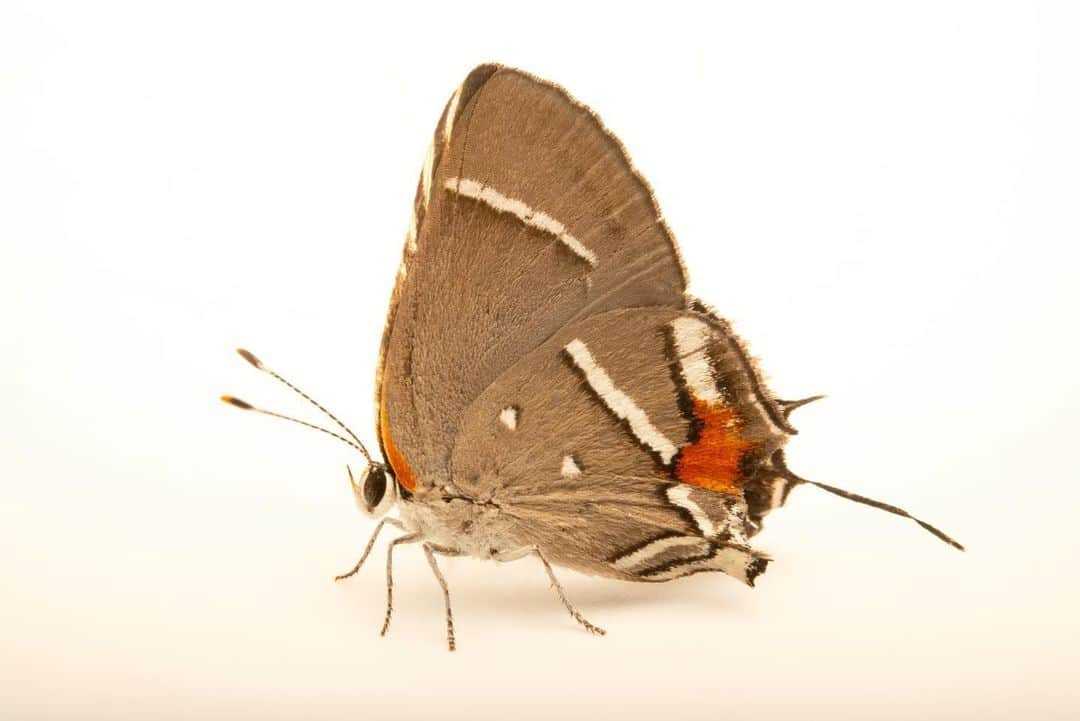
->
left=363, top=466, right=387, bottom=510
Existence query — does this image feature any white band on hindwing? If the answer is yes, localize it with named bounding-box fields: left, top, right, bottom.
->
left=611, top=535, right=710, bottom=571
left=563, top=338, right=678, bottom=464
left=666, top=484, right=716, bottom=537
left=670, top=316, right=721, bottom=403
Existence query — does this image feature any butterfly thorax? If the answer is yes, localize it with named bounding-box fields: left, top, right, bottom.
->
left=396, top=486, right=521, bottom=559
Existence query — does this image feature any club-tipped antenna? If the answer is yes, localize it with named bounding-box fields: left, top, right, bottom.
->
left=772, top=450, right=964, bottom=551
left=221, top=395, right=368, bottom=456
left=230, top=348, right=372, bottom=463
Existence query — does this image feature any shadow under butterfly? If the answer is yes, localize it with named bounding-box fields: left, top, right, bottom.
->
left=222, top=64, right=962, bottom=651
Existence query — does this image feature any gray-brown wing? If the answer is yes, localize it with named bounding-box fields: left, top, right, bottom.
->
left=450, top=307, right=792, bottom=584
left=377, top=65, right=687, bottom=491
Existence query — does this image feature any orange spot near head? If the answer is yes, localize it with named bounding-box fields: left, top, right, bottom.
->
left=675, top=398, right=753, bottom=495
left=380, top=402, right=417, bottom=492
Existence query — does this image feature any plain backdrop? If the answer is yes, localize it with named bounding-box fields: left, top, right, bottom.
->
left=2, top=2, right=1078, bottom=720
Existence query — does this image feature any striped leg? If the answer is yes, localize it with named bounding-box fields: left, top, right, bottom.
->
left=334, top=517, right=404, bottom=581
left=495, top=546, right=606, bottom=637
left=423, top=544, right=457, bottom=651
left=380, top=533, right=421, bottom=637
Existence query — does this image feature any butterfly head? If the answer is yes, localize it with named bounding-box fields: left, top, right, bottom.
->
left=222, top=349, right=399, bottom=518
left=349, top=463, right=397, bottom=518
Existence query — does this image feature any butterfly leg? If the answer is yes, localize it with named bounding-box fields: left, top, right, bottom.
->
left=334, top=517, right=404, bottom=581
left=495, top=546, right=606, bottom=637
left=380, top=532, right=422, bottom=637
left=422, top=544, right=458, bottom=651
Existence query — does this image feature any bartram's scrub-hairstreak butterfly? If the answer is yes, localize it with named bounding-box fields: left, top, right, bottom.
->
left=223, top=64, right=962, bottom=651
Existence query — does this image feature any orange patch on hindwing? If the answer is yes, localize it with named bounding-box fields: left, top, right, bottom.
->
left=380, top=401, right=417, bottom=491
left=675, top=397, right=753, bottom=495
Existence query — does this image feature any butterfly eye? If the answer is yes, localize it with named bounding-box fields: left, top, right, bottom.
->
left=363, top=466, right=387, bottom=510
left=349, top=464, right=396, bottom=518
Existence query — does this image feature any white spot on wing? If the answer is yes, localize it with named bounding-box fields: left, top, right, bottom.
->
left=561, top=454, right=581, bottom=478
left=666, top=484, right=716, bottom=537
left=445, top=177, right=598, bottom=267
left=564, top=338, right=678, bottom=464
left=498, top=407, right=518, bottom=431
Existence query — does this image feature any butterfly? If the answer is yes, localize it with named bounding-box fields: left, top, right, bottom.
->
left=223, top=64, right=962, bottom=651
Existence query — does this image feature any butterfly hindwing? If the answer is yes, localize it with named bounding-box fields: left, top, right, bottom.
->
left=450, top=307, right=790, bottom=584
left=377, top=66, right=687, bottom=491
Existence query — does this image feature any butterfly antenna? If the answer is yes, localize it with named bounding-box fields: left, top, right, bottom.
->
left=231, top=348, right=373, bottom=462
left=220, top=395, right=368, bottom=455
left=772, top=451, right=964, bottom=551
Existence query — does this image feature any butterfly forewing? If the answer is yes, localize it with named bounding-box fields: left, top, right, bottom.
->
left=377, top=66, right=687, bottom=491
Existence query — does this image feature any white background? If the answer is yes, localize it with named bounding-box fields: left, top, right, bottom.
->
left=3, top=2, right=1078, bottom=719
